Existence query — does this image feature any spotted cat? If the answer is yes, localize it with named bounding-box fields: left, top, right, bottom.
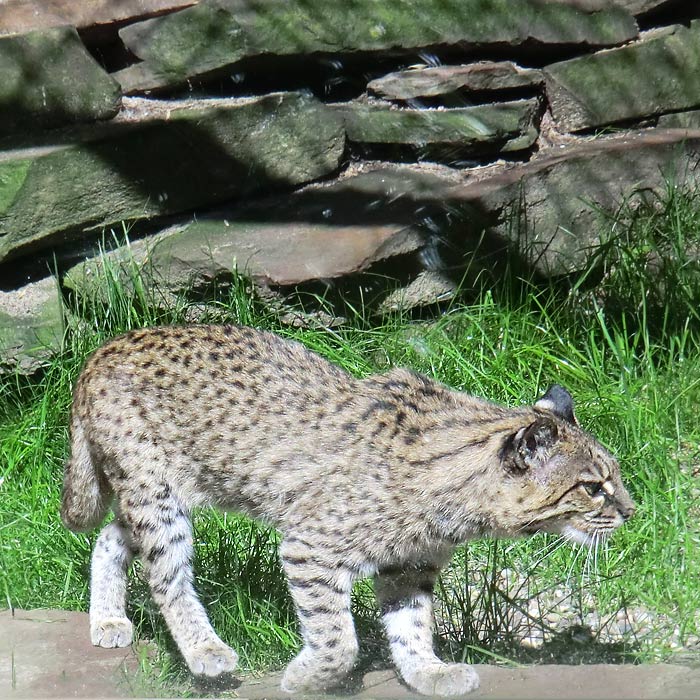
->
left=61, top=324, right=635, bottom=696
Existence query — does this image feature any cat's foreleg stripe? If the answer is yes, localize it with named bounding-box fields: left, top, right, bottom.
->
left=280, top=546, right=360, bottom=692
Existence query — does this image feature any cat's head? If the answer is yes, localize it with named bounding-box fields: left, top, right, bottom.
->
left=499, top=385, right=635, bottom=546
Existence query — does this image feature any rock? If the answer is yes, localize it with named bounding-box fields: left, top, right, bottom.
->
left=65, top=166, right=455, bottom=301
left=378, top=271, right=457, bottom=312
left=112, top=62, right=170, bottom=96
left=584, top=612, right=601, bottom=629
left=61, top=227, right=181, bottom=303
left=332, top=99, right=540, bottom=153
left=0, top=26, right=121, bottom=133
left=132, top=173, right=440, bottom=289
left=119, top=0, right=637, bottom=88
left=3, top=610, right=700, bottom=700
left=65, top=128, right=700, bottom=299
left=368, top=62, right=544, bottom=101
left=520, top=633, right=545, bottom=649
left=442, top=128, right=700, bottom=276
left=614, top=0, right=676, bottom=14
left=0, top=0, right=197, bottom=37
left=544, top=22, right=700, bottom=132
left=657, top=109, right=700, bottom=129
left=0, top=93, right=345, bottom=264
left=0, top=276, right=64, bottom=374
left=147, top=217, right=424, bottom=289
left=0, top=609, right=147, bottom=698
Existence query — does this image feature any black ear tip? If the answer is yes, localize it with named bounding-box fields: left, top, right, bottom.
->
left=535, top=384, right=576, bottom=424
left=542, top=384, right=573, bottom=404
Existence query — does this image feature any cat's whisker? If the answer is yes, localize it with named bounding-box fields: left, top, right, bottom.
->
left=581, top=539, right=591, bottom=584
left=593, top=532, right=600, bottom=579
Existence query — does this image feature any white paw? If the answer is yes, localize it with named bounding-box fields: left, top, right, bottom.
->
left=281, top=653, right=350, bottom=693
left=91, top=617, right=133, bottom=648
left=404, top=662, right=480, bottom=696
left=184, top=639, right=239, bottom=677
left=280, top=655, right=317, bottom=694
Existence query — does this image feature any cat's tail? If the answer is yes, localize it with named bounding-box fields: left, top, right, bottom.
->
left=61, top=410, right=111, bottom=532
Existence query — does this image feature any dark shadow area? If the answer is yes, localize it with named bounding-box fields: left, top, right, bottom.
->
left=637, top=0, right=700, bottom=30
left=344, top=139, right=536, bottom=168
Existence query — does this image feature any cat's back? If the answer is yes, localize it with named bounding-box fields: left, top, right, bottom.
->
left=74, top=324, right=358, bottom=445
left=79, top=324, right=348, bottom=398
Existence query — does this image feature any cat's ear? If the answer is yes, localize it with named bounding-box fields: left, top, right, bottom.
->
left=502, top=417, right=559, bottom=473
left=535, top=384, right=577, bottom=425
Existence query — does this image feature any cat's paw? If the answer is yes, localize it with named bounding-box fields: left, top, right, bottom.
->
left=280, top=648, right=354, bottom=694
left=404, top=662, right=480, bottom=696
left=185, top=639, right=239, bottom=677
left=91, top=617, right=133, bottom=648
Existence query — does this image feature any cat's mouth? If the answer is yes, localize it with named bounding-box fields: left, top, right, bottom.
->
left=560, top=524, right=611, bottom=547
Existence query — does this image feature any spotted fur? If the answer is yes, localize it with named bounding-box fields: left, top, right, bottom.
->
left=61, top=324, right=635, bottom=695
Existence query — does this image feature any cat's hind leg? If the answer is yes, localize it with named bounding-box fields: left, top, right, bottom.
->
left=375, top=565, right=479, bottom=696
left=90, top=519, right=134, bottom=647
left=279, top=538, right=359, bottom=693
left=118, top=482, right=238, bottom=677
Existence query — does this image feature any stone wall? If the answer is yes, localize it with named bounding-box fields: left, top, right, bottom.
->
left=2, top=0, right=700, bottom=372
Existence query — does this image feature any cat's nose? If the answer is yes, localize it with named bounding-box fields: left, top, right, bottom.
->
left=619, top=501, right=636, bottom=521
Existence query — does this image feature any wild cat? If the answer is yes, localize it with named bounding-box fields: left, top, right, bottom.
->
left=61, top=324, right=635, bottom=696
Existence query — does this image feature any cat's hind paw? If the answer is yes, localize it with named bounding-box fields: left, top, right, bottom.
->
left=91, top=617, right=133, bottom=648
left=185, top=639, right=239, bottom=677
left=404, top=662, right=480, bottom=696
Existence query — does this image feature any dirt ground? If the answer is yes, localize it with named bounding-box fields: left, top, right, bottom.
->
left=2, top=609, right=699, bottom=699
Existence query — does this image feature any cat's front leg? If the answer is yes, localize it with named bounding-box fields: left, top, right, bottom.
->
left=375, top=565, right=479, bottom=696
left=280, top=539, right=359, bottom=693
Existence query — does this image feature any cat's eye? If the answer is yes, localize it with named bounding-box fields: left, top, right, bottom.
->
left=583, top=482, right=604, bottom=498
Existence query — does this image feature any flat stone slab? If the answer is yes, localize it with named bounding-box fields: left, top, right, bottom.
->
left=0, top=0, right=197, bottom=36
left=331, top=99, right=540, bottom=152
left=615, top=0, right=676, bottom=14
left=368, top=63, right=544, bottom=101
left=0, top=26, right=121, bottom=133
left=443, top=127, right=700, bottom=276
left=3, top=609, right=700, bottom=699
left=0, top=276, right=64, bottom=374
left=0, top=93, right=344, bottom=264
left=657, top=109, right=700, bottom=129
left=249, top=666, right=700, bottom=699
left=0, top=609, right=141, bottom=698
left=64, top=167, right=450, bottom=294
left=544, top=22, right=700, bottom=131
left=118, top=0, right=637, bottom=88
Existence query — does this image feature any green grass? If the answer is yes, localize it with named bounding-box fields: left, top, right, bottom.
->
left=1, top=187, right=699, bottom=691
